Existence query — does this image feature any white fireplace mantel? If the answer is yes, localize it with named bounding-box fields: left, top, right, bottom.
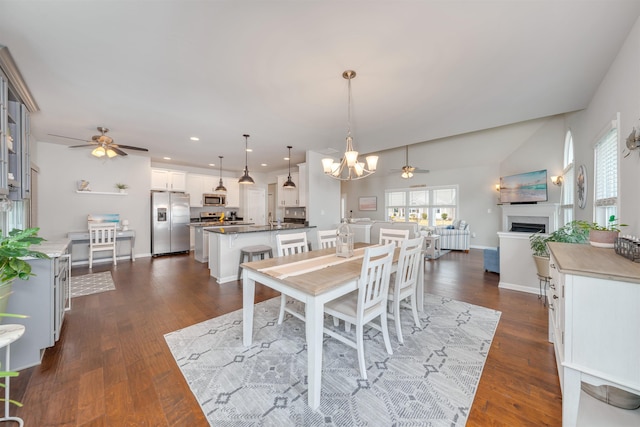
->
left=501, top=203, right=560, bottom=233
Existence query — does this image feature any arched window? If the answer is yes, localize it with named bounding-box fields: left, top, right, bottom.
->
left=560, top=130, right=574, bottom=224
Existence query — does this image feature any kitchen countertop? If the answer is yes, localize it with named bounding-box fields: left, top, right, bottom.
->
left=205, top=224, right=315, bottom=234
left=189, top=221, right=253, bottom=227
left=30, top=239, right=71, bottom=258
left=547, top=242, right=640, bottom=284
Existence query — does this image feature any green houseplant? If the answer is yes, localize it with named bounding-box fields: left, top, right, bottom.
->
left=115, top=183, right=129, bottom=193
left=529, top=220, right=592, bottom=277
left=588, top=215, right=627, bottom=248
left=0, top=228, right=48, bottom=408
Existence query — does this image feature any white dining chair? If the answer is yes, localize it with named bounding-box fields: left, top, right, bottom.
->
left=317, top=229, right=337, bottom=249
left=379, top=228, right=409, bottom=247
left=275, top=232, right=308, bottom=324
left=323, top=243, right=395, bottom=380
left=88, top=222, right=117, bottom=269
left=387, top=236, right=424, bottom=344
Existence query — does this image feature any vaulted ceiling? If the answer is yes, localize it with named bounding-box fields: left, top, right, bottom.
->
left=1, top=1, right=639, bottom=173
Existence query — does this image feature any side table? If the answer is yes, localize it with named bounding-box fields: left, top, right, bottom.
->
left=424, top=234, right=441, bottom=260
left=0, top=324, right=25, bottom=426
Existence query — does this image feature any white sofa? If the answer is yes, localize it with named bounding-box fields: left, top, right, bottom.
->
left=434, top=219, right=470, bottom=252
left=349, top=220, right=420, bottom=244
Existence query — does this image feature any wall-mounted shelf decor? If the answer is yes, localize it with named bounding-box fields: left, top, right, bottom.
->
left=76, top=191, right=127, bottom=196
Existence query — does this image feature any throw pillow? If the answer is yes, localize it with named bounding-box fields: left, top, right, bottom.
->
left=458, top=220, right=468, bottom=230
left=452, top=219, right=461, bottom=229
left=446, top=225, right=454, bottom=229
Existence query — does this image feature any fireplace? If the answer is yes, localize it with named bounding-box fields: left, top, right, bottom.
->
left=501, top=204, right=559, bottom=233
left=510, top=222, right=546, bottom=233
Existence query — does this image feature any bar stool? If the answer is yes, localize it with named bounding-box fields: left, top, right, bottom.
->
left=0, top=324, right=25, bottom=426
left=238, top=245, right=273, bottom=280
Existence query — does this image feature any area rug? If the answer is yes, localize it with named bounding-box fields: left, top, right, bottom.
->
left=165, top=295, right=500, bottom=426
left=426, top=249, right=451, bottom=260
left=70, top=271, right=115, bottom=297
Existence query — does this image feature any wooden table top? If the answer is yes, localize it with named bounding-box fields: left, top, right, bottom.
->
left=547, top=242, right=640, bottom=284
left=242, top=243, right=400, bottom=296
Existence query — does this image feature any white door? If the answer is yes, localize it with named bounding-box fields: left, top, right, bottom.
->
left=246, top=188, right=266, bottom=225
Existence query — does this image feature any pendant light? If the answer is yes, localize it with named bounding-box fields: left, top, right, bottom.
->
left=283, top=145, right=296, bottom=189
left=238, top=134, right=255, bottom=185
left=321, top=70, right=378, bottom=180
left=214, top=155, right=227, bottom=192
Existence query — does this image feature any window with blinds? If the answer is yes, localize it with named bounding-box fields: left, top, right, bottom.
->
left=385, top=185, right=458, bottom=226
left=594, top=126, right=618, bottom=225
left=560, top=131, right=575, bottom=224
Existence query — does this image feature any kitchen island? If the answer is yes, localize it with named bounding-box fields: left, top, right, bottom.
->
left=206, top=224, right=316, bottom=284
left=190, top=221, right=253, bottom=263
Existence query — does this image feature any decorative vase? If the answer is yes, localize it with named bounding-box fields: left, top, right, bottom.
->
left=119, top=189, right=126, bottom=194
left=589, top=229, right=619, bottom=248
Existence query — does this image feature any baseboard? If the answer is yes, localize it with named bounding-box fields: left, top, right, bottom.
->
left=498, top=281, right=541, bottom=296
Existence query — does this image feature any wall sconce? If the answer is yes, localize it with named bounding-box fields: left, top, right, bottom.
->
left=495, top=184, right=500, bottom=192
left=551, top=175, right=563, bottom=186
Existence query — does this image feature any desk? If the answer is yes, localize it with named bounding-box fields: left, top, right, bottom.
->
left=242, top=244, right=423, bottom=410
left=67, top=229, right=136, bottom=264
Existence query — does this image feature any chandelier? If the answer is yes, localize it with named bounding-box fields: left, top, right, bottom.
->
left=322, top=70, right=378, bottom=180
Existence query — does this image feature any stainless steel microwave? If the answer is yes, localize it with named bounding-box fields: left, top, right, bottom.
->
left=203, top=193, right=226, bottom=206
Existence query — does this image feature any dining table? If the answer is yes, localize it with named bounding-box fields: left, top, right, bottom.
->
left=241, top=242, right=425, bottom=410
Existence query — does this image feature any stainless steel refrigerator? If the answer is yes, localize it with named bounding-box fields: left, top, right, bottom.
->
left=151, top=191, right=190, bottom=256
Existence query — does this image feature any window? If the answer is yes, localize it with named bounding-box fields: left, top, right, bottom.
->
left=593, top=121, right=619, bottom=226
left=385, top=185, right=458, bottom=227
left=560, top=130, right=574, bottom=224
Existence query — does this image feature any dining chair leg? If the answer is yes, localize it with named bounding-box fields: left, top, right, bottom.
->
left=89, top=252, right=93, bottom=269
left=392, top=298, right=404, bottom=344
left=410, top=295, right=421, bottom=329
left=345, top=321, right=351, bottom=332
left=381, top=311, right=393, bottom=355
left=113, top=249, right=117, bottom=266
left=356, top=325, right=367, bottom=380
left=332, top=316, right=339, bottom=327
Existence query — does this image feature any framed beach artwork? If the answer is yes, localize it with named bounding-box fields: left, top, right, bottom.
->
left=359, top=196, right=377, bottom=211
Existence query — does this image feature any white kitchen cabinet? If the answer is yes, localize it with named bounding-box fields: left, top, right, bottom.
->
left=151, top=169, right=187, bottom=191
left=223, top=177, right=240, bottom=207
left=186, top=174, right=204, bottom=206
left=277, top=172, right=300, bottom=206
left=547, top=243, right=640, bottom=427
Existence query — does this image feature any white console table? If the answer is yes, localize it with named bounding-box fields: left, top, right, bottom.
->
left=547, top=242, right=640, bottom=426
left=67, top=229, right=136, bottom=265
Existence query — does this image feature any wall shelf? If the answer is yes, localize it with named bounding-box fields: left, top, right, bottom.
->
left=75, top=191, right=127, bottom=196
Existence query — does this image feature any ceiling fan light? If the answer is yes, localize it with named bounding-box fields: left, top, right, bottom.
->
left=91, top=146, right=106, bottom=157
left=106, top=148, right=118, bottom=158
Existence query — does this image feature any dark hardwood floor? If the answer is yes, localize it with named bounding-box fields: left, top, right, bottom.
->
left=11, top=249, right=562, bottom=426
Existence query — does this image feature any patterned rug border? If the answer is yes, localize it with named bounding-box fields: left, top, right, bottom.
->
left=70, top=271, right=116, bottom=297
left=165, top=295, right=501, bottom=426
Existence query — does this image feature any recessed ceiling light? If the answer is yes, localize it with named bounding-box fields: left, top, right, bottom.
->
left=246, top=148, right=253, bottom=152
left=208, top=163, right=215, bottom=167
left=284, top=157, right=290, bottom=161
left=190, top=137, right=200, bottom=141
left=261, top=163, right=267, bottom=167
left=163, top=156, right=171, bottom=160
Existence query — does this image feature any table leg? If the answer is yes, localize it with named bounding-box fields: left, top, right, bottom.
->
left=242, top=271, right=255, bottom=347
left=131, top=235, right=136, bottom=261
left=305, top=298, right=324, bottom=410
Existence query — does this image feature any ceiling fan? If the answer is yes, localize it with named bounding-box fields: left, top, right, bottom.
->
left=390, top=145, right=429, bottom=178
left=49, top=126, right=149, bottom=158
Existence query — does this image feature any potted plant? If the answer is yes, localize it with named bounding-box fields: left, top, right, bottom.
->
left=588, top=215, right=626, bottom=248
left=0, top=228, right=49, bottom=315
left=115, top=183, right=129, bottom=193
left=529, top=220, right=592, bottom=277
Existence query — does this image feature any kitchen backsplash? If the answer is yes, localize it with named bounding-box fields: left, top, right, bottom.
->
left=284, top=207, right=306, bottom=218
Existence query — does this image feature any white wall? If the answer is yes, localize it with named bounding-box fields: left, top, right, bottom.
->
left=36, top=142, right=152, bottom=257
left=566, top=15, right=640, bottom=234
left=341, top=116, right=565, bottom=248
